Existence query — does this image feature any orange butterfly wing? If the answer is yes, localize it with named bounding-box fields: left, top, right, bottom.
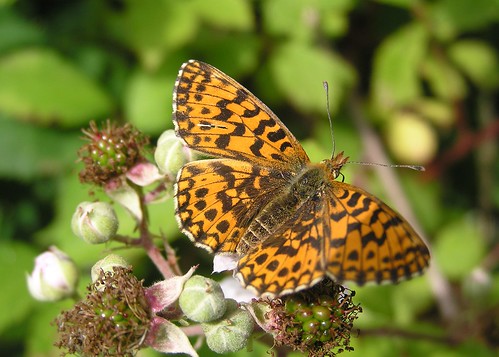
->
left=173, top=60, right=430, bottom=297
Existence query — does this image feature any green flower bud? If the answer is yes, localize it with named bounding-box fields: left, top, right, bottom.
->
left=91, top=254, right=130, bottom=283
left=154, top=130, right=194, bottom=179
left=178, top=275, right=226, bottom=323
left=26, top=246, right=78, bottom=301
left=202, top=299, right=254, bottom=354
left=71, top=201, right=119, bottom=244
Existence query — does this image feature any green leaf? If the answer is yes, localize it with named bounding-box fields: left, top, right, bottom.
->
left=193, top=33, right=261, bottom=77
left=371, top=23, right=428, bottom=110
left=192, top=0, right=253, bottom=31
left=106, top=0, right=198, bottom=68
left=0, top=117, right=82, bottom=180
left=0, top=8, right=45, bottom=52
left=422, top=55, right=467, bottom=100
left=0, top=241, right=37, bottom=335
left=449, top=40, right=499, bottom=89
left=430, top=0, right=499, bottom=37
left=263, top=0, right=353, bottom=39
left=433, top=215, right=487, bottom=280
left=25, top=303, right=67, bottom=356
left=269, top=43, right=356, bottom=114
left=124, top=70, right=176, bottom=135
left=373, top=0, right=416, bottom=7
left=0, top=49, right=113, bottom=126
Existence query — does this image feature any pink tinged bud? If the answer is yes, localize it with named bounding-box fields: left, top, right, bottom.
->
left=154, top=130, right=196, bottom=179
left=145, top=266, right=196, bottom=313
left=71, top=202, right=119, bottom=244
left=126, top=162, right=164, bottom=186
left=26, top=246, right=78, bottom=302
left=146, top=316, right=199, bottom=357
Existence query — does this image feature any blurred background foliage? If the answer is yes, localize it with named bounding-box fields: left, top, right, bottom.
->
left=0, top=0, right=498, bottom=356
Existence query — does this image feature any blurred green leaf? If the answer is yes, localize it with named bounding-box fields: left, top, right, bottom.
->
left=355, top=285, right=397, bottom=327
left=449, top=40, right=499, bottom=89
left=25, top=303, right=67, bottom=356
left=192, top=0, right=253, bottom=31
left=0, top=118, right=81, bottom=180
left=431, top=0, right=499, bottom=36
left=374, top=0, right=415, bottom=7
left=422, top=55, right=467, bottom=100
left=0, top=49, right=113, bottom=126
left=371, top=23, right=428, bottom=110
left=391, top=278, right=433, bottom=326
left=124, top=70, right=176, bottom=135
left=263, top=0, right=353, bottom=39
left=414, top=98, right=454, bottom=128
left=402, top=176, right=442, bottom=235
left=106, top=0, right=198, bottom=69
left=269, top=43, right=356, bottom=114
left=193, top=33, right=261, bottom=77
left=0, top=241, right=37, bottom=335
left=433, top=215, right=487, bottom=280
left=0, top=9, right=45, bottom=53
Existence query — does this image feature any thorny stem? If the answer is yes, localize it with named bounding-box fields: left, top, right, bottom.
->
left=347, top=92, right=459, bottom=321
left=131, top=180, right=180, bottom=279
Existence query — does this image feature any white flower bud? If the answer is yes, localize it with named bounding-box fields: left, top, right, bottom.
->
left=91, top=254, right=130, bottom=283
left=202, top=299, right=254, bottom=353
left=26, top=246, right=78, bottom=301
left=71, top=201, right=119, bottom=244
left=178, top=275, right=226, bottom=323
left=154, top=130, right=195, bottom=179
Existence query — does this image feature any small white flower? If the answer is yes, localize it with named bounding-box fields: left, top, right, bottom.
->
left=213, top=254, right=238, bottom=273
left=219, top=277, right=256, bottom=303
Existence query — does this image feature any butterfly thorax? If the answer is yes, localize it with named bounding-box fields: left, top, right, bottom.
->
left=237, top=162, right=334, bottom=255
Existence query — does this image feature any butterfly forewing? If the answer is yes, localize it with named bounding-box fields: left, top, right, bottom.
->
left=173, top=60, right=309, bottom=169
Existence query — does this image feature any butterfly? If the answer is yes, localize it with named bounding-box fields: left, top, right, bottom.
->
left=173, top=60, right=430, bottom=297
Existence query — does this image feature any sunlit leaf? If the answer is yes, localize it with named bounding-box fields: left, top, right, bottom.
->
left=0, top=49, right=112, bottom=126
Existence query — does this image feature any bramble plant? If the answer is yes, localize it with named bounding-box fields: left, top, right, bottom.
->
left=26, top=120, right=361, bottom=357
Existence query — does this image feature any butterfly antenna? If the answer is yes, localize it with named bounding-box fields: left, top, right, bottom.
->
left=347, top=160, right=425, bottom=172
left=323, top=81, right=335, bottom=158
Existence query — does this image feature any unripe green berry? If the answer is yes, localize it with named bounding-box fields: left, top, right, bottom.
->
left=312, top=305, right=331, bottom=321
left=302, top=319, right=320, bottom=334
left=71, top=201, right=118, bottom=244
left=178, top=275, right=226, bottom=323
left=296, top=308, right=314, bottom=322
left=319, top=319, right=332, bottom=330
left=319, top=329, right=332, bottom=342
left=202, top=299, right=254, bottom=354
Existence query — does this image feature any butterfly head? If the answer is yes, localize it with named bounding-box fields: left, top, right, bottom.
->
left=321, top=151, right=349, bottom=181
